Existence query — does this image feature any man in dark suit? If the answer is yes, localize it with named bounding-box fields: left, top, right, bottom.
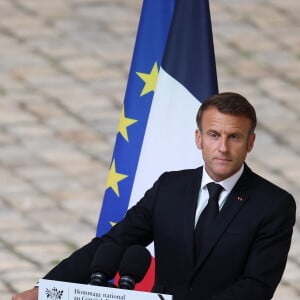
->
left=13, top=92, right=296, bottom=300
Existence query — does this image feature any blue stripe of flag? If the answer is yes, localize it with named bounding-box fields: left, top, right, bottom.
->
left=97, top=0, right=175, bottom=236
left=162, top=0, right=218, bottom=102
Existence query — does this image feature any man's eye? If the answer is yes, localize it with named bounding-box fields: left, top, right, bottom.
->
left=230, top=134, right=239, bottom=140
left=208, top=132, right=218, bottom=138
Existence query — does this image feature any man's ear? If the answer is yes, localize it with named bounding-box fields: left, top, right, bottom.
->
left=247, top=132, right=256, bottom=153
left=195, top=129, right=202, bottom=150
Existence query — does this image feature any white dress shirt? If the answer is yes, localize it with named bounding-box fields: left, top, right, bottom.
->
left=194, top=164, right=244, bottom=227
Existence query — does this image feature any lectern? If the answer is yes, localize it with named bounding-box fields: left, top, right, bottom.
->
left=38, top=279, right=172, bottom=300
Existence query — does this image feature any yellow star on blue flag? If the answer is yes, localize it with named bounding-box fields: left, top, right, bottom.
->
left=106, top=160, right=128, bottom=197
left=118, top=106, right=138, bottom=142
left=136, top=62, right=159, bottom=96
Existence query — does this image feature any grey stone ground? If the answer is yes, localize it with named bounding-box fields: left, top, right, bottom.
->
left=0, top=0, right=299, bottom=299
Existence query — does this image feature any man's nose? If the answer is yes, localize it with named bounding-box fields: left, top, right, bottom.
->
left=218, top=137, right=228, bottom=153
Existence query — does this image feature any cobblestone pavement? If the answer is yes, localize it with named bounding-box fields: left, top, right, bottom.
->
left=0, top=0, right=299, bottom=299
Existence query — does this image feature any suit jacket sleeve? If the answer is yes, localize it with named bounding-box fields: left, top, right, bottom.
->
left=43, top=236, right=102, bottom=283
left=43, top=173, right=163, bottom=283
left=212, top=191, right=296, bottom=300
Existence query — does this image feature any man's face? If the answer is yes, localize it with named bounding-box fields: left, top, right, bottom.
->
left=195, top=106, right=255, bottom=182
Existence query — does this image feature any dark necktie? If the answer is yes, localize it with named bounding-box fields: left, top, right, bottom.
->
left=194, top=182, right=223, bottom=257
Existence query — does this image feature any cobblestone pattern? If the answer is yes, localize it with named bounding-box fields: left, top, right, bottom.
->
left=0, top=1, right=299, bottom=299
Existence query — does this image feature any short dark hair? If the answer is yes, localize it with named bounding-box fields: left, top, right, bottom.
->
left=196, top=92, right=257, bottom=133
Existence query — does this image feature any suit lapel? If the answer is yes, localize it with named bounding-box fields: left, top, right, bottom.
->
left=192, top=165, right=253, bottom=275
left=183, top=167, right=203, bottom=266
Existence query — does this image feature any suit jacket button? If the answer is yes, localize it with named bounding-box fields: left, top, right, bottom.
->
left=189, top=286, right=193, bottom=292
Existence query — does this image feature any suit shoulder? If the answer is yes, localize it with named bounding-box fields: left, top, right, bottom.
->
left=249, top=169, right=296, bottom=208
left=157, top=167, right=202, bottom=185
left=251, top=170, right=290, bottom=194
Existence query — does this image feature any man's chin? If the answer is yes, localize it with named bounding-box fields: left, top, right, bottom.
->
left=211, top=166, right=233, bottom=181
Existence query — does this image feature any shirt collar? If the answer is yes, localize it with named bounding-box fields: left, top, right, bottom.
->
left=201, top=164, right=244, bottom=193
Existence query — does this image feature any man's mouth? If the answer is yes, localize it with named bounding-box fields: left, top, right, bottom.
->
left=214, top=157, right=231, bottom=162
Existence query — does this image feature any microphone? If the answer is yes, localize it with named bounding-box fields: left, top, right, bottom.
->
left=118, top=245, right=151, bottom=290
left=89, top=242, right=123, bottom=287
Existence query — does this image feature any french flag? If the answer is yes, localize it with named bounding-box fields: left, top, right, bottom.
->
left=96, top=0, right=218, bottom=291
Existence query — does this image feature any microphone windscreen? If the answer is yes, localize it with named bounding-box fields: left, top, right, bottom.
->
left=119, top=245, right=151, bottom=283
left=90, top=242, right=123, bottom=279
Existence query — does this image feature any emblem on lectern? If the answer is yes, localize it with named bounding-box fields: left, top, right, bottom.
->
left=45, top=287, right=64, bottom=300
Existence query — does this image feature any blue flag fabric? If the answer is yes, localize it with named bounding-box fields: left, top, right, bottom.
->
left=97, top=0, right=175, bottom=236
left=162, top=0, right=218, bottom=99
